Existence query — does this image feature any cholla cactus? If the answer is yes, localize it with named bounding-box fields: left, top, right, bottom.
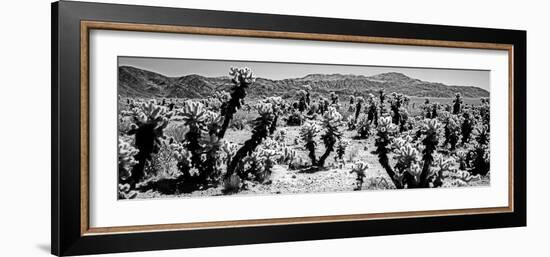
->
left=389, top=92, right=405, bottom=125
left=178, top=101, right=208, bottom=129
left=242, top=148, right=279, bottom=183
left=303, top=85, right=312, bottom=106
left=378, top=89, right=386, bottom=109
left=317, top=107, right=343, bottom=168
left=300, top=121, right=321, bottom=166
left=442, top=113, right=461, bottom=151
left=286, top=110, right=304, bottom=126
left=403, top=96, right=410, bottom=107
left=349, top=95, right=356, bottom=108
left=346, top=115, right=356, bottom=130
left=376, top=117, right=446, bottom=188
left=354, top=96, right=365, bottom=120
left=218, top=67, right=255, bottom=139
left=355, top=113, right=371, bottom=139
left=208, top=91, right=231, bottom=112
left=456, top=150, right=469, bottom=170
left=453, top=93, right=463, bottom=114
left=350, top=161, right=369, bottom=190
left=418, top=118, right=441, bottom=186
left=126, top=100, right=173, bottom=186
left=366, top=94, right=379, bottom=126
left=470, top=124, right=490, bottom=176
left=118, top=138, right=139, bottom=183
left=272, top=129, right=287, bottom=143
left=226, top=103, right=276, bottom=181
left=461, top=112, right=474, bottom=144
left=281, top=146, right=297, bottom=169
left=479, top=97, right=490, bottom=126
left=429, top=153, right=455, bottom=187
left=221, top=140, right=238, bottom=166
left=297, top=89, right=309, bottom=112
left=204, top=110, right=224, bottom=136
left=177, top=101, right=207, bottom=168
left=330, top=91, right=339, bottom=105
left=263, top=96, right=284, bottom=135
left=475, top=124, right=490, bottom=146
left=392, top=138, right=422, bottom=187
left=175, top=101, right=224, bottom=186
left=170, top=139, right=193, bottom=176
left=335, top=139, right=350, bottom=163
left=398, top=107, right=410, bottom=132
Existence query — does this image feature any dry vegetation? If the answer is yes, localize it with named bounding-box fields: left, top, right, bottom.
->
left=117, top=67, right=490, bottom=199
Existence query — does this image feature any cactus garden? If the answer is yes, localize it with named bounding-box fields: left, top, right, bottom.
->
left=117, top=58, right=491, bottom=199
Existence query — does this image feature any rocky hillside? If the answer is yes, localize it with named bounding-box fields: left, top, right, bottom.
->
left=118, top=66, right=489, bottom=99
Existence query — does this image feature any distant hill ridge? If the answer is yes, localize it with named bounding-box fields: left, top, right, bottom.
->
left=118, top=66, right=489, bottom=99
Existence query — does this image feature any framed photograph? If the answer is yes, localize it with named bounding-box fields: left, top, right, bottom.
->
left=52, top=1, right=526, bottom=256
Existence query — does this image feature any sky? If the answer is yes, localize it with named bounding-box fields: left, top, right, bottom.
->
left=119, top=56, right=490, bottom=91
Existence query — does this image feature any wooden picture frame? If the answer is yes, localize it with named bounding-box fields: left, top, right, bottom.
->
left=52, top=1, right=526, bottom=256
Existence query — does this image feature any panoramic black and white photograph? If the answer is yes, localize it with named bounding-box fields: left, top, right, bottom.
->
left=117, top=57, right=491, bottom=200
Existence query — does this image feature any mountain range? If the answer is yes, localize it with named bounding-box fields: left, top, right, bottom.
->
left=118, top=66, right=489, bottom=99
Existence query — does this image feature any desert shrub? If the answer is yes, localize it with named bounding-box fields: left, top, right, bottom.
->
left=229, top=116, right=247, bottom=130
left=350, top=161, right=369, bottom=190
left=164, top=122, right=189, bottom=143
left=218, top=67, right=255, bottom=139
left=222, top=173, right=242, bottom=194
left=145, top=138, right=181, bottom=180
left=443, top=169, right=481, bottom=187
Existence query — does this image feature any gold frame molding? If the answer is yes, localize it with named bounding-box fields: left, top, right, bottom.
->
left=80, top=20, right=514, bottom=236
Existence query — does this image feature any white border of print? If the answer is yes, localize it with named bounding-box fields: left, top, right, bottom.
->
left=89, top=29, right=509, bottom=228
